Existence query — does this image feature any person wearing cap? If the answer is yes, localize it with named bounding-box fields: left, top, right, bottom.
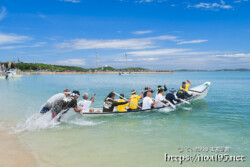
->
left=155, top=89, right=166, bottom=108
left=51, top=90, right=81, bottom=121
left=103, top=92, right=130, bottom=112
left=176, top=88, right=193, bottom=100
left=142, top=92, right=159, bottom=110
left=117, top=94, right=130, bottom=112
left=157, top=84, right=167, bottom=94
left=129, top=90, right=143, bottom=110
left=40, top=89, right=71, bottom=114
left=165, top=88, right=181, bottom=105
left=180, top=80, right=191, bottom=92
left=143, top=87, right=154, bottom=98
left=77, top=93, right=100, bottom=113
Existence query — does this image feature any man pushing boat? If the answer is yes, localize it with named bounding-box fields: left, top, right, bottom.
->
left=51, top=90, right=81, bottom=121
left=40, top=89, right=71, bottom=114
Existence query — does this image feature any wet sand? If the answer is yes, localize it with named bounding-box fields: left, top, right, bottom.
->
left=0, top=130, right=37, bottom=167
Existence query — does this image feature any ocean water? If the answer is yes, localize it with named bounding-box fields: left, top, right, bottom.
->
left=0, top=72, right=249, bottom=167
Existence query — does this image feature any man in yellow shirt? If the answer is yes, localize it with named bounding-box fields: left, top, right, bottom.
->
left=180, top=80, right=192, bottom=92
left=129, top=90, right=143, bottom=110
left=117, top=94, right=129, bottom=112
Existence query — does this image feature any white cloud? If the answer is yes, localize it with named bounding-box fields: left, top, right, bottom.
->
left=127, top=48, right=221, bottom=57
left=178, top=39, right=208, bottom=45
left=212, top=53, right=250, bottom=58
left=57, top=59, right=85, bottom=66
left=188, top=1, right=232, bottom=10
left=127, top=48, right=191, bottom=56
left=38, top=13, right=46, bottom=18
left=135, top=0, right=167, bottom=3
left=136, top=0, right=154, bottom=3
left=142, top=58, right=159, bottom=61
left=233, top=0, right=248, bottom=3
left=0, top=6, right=7, bottom=21
left=132, top=30, right=153, bottom=35
left=0, top=33, right=31, bottom=45
left=0, top=42, right=46, bottom=50
left=56, top=35, right=177, bottom=50
left=115, top=59, right=134, bottom=62
left=114, top=57, right=158, bottom=62
left=62, top=0, right=81, bottom=3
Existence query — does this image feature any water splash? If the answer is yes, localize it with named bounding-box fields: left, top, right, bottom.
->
left=66, top=117, right=102, bottom=126
left=158, top=107, right=174, bottom=113
left=14, top=112, right=60, bottom=133
left=13, top=111, right=103, bottom=133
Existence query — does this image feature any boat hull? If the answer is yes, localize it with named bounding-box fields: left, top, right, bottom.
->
left=80, top=82, right=211, bottom=117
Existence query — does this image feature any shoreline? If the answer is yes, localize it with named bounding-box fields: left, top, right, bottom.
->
left=20, top=71, right=174, bottom=75
left=0, top=130, right=37, bottom=167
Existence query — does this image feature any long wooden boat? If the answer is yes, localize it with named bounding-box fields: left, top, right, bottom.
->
left=80, top=82, right=211, bottom=117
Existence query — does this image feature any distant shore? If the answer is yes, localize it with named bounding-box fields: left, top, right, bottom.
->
left=20, top=71, right=174, bottom=75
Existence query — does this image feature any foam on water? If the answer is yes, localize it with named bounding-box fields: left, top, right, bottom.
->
left=158, top=107, right=174, bottom=113
left=14, top=112, right=60, bottom=133
left=13, top=111, right=103, bottom=133
left=66, top=117, right=102, bottom=126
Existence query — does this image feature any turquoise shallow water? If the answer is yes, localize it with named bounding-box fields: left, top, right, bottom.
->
left=0, top=72, right=249, bottom=167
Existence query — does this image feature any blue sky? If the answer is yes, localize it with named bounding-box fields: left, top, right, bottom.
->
left=0, top=0, right=249, bottom=70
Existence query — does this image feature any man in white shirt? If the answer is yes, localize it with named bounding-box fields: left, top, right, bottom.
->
left=155, top=89, right=166, bottom=108
left=40, top=89, right=71, bottom=114
left=142, top=92, right=159, bottom=110
left=78, top=93, right=100, bottom=113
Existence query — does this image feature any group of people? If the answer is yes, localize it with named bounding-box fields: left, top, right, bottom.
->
left=39, top=80, right=193, bottom=121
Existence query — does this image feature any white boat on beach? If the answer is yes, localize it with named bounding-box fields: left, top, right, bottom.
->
left=119, top=72, right=131, bottom=75
left=80, top=82, right=211, bottom=117
left=1, top=69, right=23, bottom=79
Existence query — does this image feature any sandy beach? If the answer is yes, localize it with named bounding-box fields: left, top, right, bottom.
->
left=0, top=130, right=37, bottom=167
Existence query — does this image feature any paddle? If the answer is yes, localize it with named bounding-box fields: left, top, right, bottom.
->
left=152, top=97, right=176, bottom=109
left=179, top=99, right=190, bottom=104
left=164, top=99, right=176, bottom=109
left=189, top=89, right=202, bottom=93
left=90, top=93, right=96, bottom=100
left=113, top=91, right=142, bottom=109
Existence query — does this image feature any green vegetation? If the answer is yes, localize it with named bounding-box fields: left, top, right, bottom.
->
left=0, top=62, right=149, bottom=72
left=215, top=69, right=250, bottom=71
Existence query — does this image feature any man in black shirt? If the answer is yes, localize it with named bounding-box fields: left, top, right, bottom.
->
left=176, top=89, right=193, bottom=100
left=165, top=88, right=181, bottom=105
left=103, top=92, right=130, bottom=112
left=157, top=84, right=167, bottom=94
left=51, top=90, right=80, bottom=121
left=143, top=87, right=154, bottom=98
